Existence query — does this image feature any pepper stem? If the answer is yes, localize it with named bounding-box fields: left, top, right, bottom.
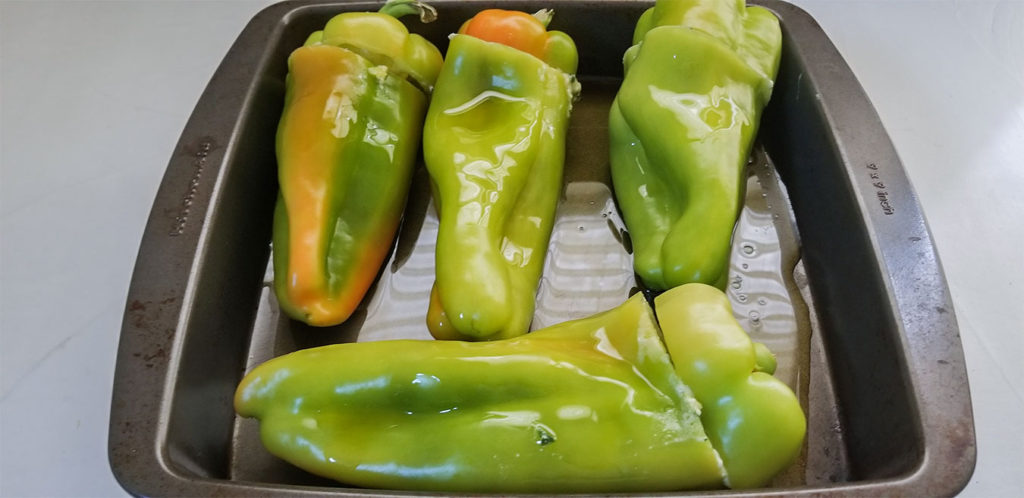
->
left=532, top=9, right=554, bottom=28
left=379, top=0, right=437, bottom=23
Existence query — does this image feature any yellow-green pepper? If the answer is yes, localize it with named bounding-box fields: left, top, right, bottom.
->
left=422, top=9, right=580, bottom=341
left=657, top=284, right=806, bottom=488
left=609, top=0, right=782, bottom=290
left=234, top=285, right=805, bottom=492
left=273, top=0, right=442, bottom=326
left=235, top=293, right=724, bottom=492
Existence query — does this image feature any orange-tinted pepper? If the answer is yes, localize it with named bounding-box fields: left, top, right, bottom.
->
left=273, top=2, right=442, bottom=326
left=457, top=8, right=578, bottom=74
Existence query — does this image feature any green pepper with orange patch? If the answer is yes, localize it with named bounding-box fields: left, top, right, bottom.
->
left=423, top=8, right=579, bottom=340
left=272, top=0, right=442, bottom=326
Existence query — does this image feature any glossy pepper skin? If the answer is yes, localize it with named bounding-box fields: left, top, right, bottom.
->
left=235, top=293, right=726, bottom=493
left=273, top=1, right=442, bottom=326
left=422, top=9, right=579, bottom=341
left=656, top=283, right=806, bottom=489
left=609, top=0, right=782, bottom=290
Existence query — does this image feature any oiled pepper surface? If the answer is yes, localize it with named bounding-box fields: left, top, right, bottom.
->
left=423, top=9, right=579, bottom=340
left=657, top=284, right=806, bottom=488
left=235, top=293, right=725, bottom=492
left=609, top=0, right=782, bottom=290
left=273, top=2, right=442, bottom=326
left=235, top=284, right=806, bottom=492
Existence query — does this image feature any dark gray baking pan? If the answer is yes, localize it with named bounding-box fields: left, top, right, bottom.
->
left=108, top=0, right=976, bottom=496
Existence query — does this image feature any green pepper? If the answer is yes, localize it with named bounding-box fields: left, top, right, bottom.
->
left=609, top=0, right=782, bottom=290
left=273, top=0, right=442, bottom=326
left=422, top=9, right=580, bottom=341
left=235, top=292, right=725, bottom=492
left=656, top=283, right=805, bottom=489
left=235, top=284, right=805, bottom=491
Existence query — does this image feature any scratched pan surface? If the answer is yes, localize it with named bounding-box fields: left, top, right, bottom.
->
left=109, top=1, right=975, bottom=496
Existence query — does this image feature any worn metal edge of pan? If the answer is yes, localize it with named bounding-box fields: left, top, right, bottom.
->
left=107, top=0, right=976, bottom=496
left=762, top=1, right=976, bottom=495
left=107, top=0, right=297, bottom=494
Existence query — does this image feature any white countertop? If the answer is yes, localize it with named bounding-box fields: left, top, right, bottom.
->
left=1, top=0, right=1021, bottom=496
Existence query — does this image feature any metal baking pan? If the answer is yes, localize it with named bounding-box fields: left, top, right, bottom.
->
left=108, top=1, right=976, bottom=495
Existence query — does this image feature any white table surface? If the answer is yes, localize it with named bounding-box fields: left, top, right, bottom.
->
left=1, top=0, right=1021, bottom=496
